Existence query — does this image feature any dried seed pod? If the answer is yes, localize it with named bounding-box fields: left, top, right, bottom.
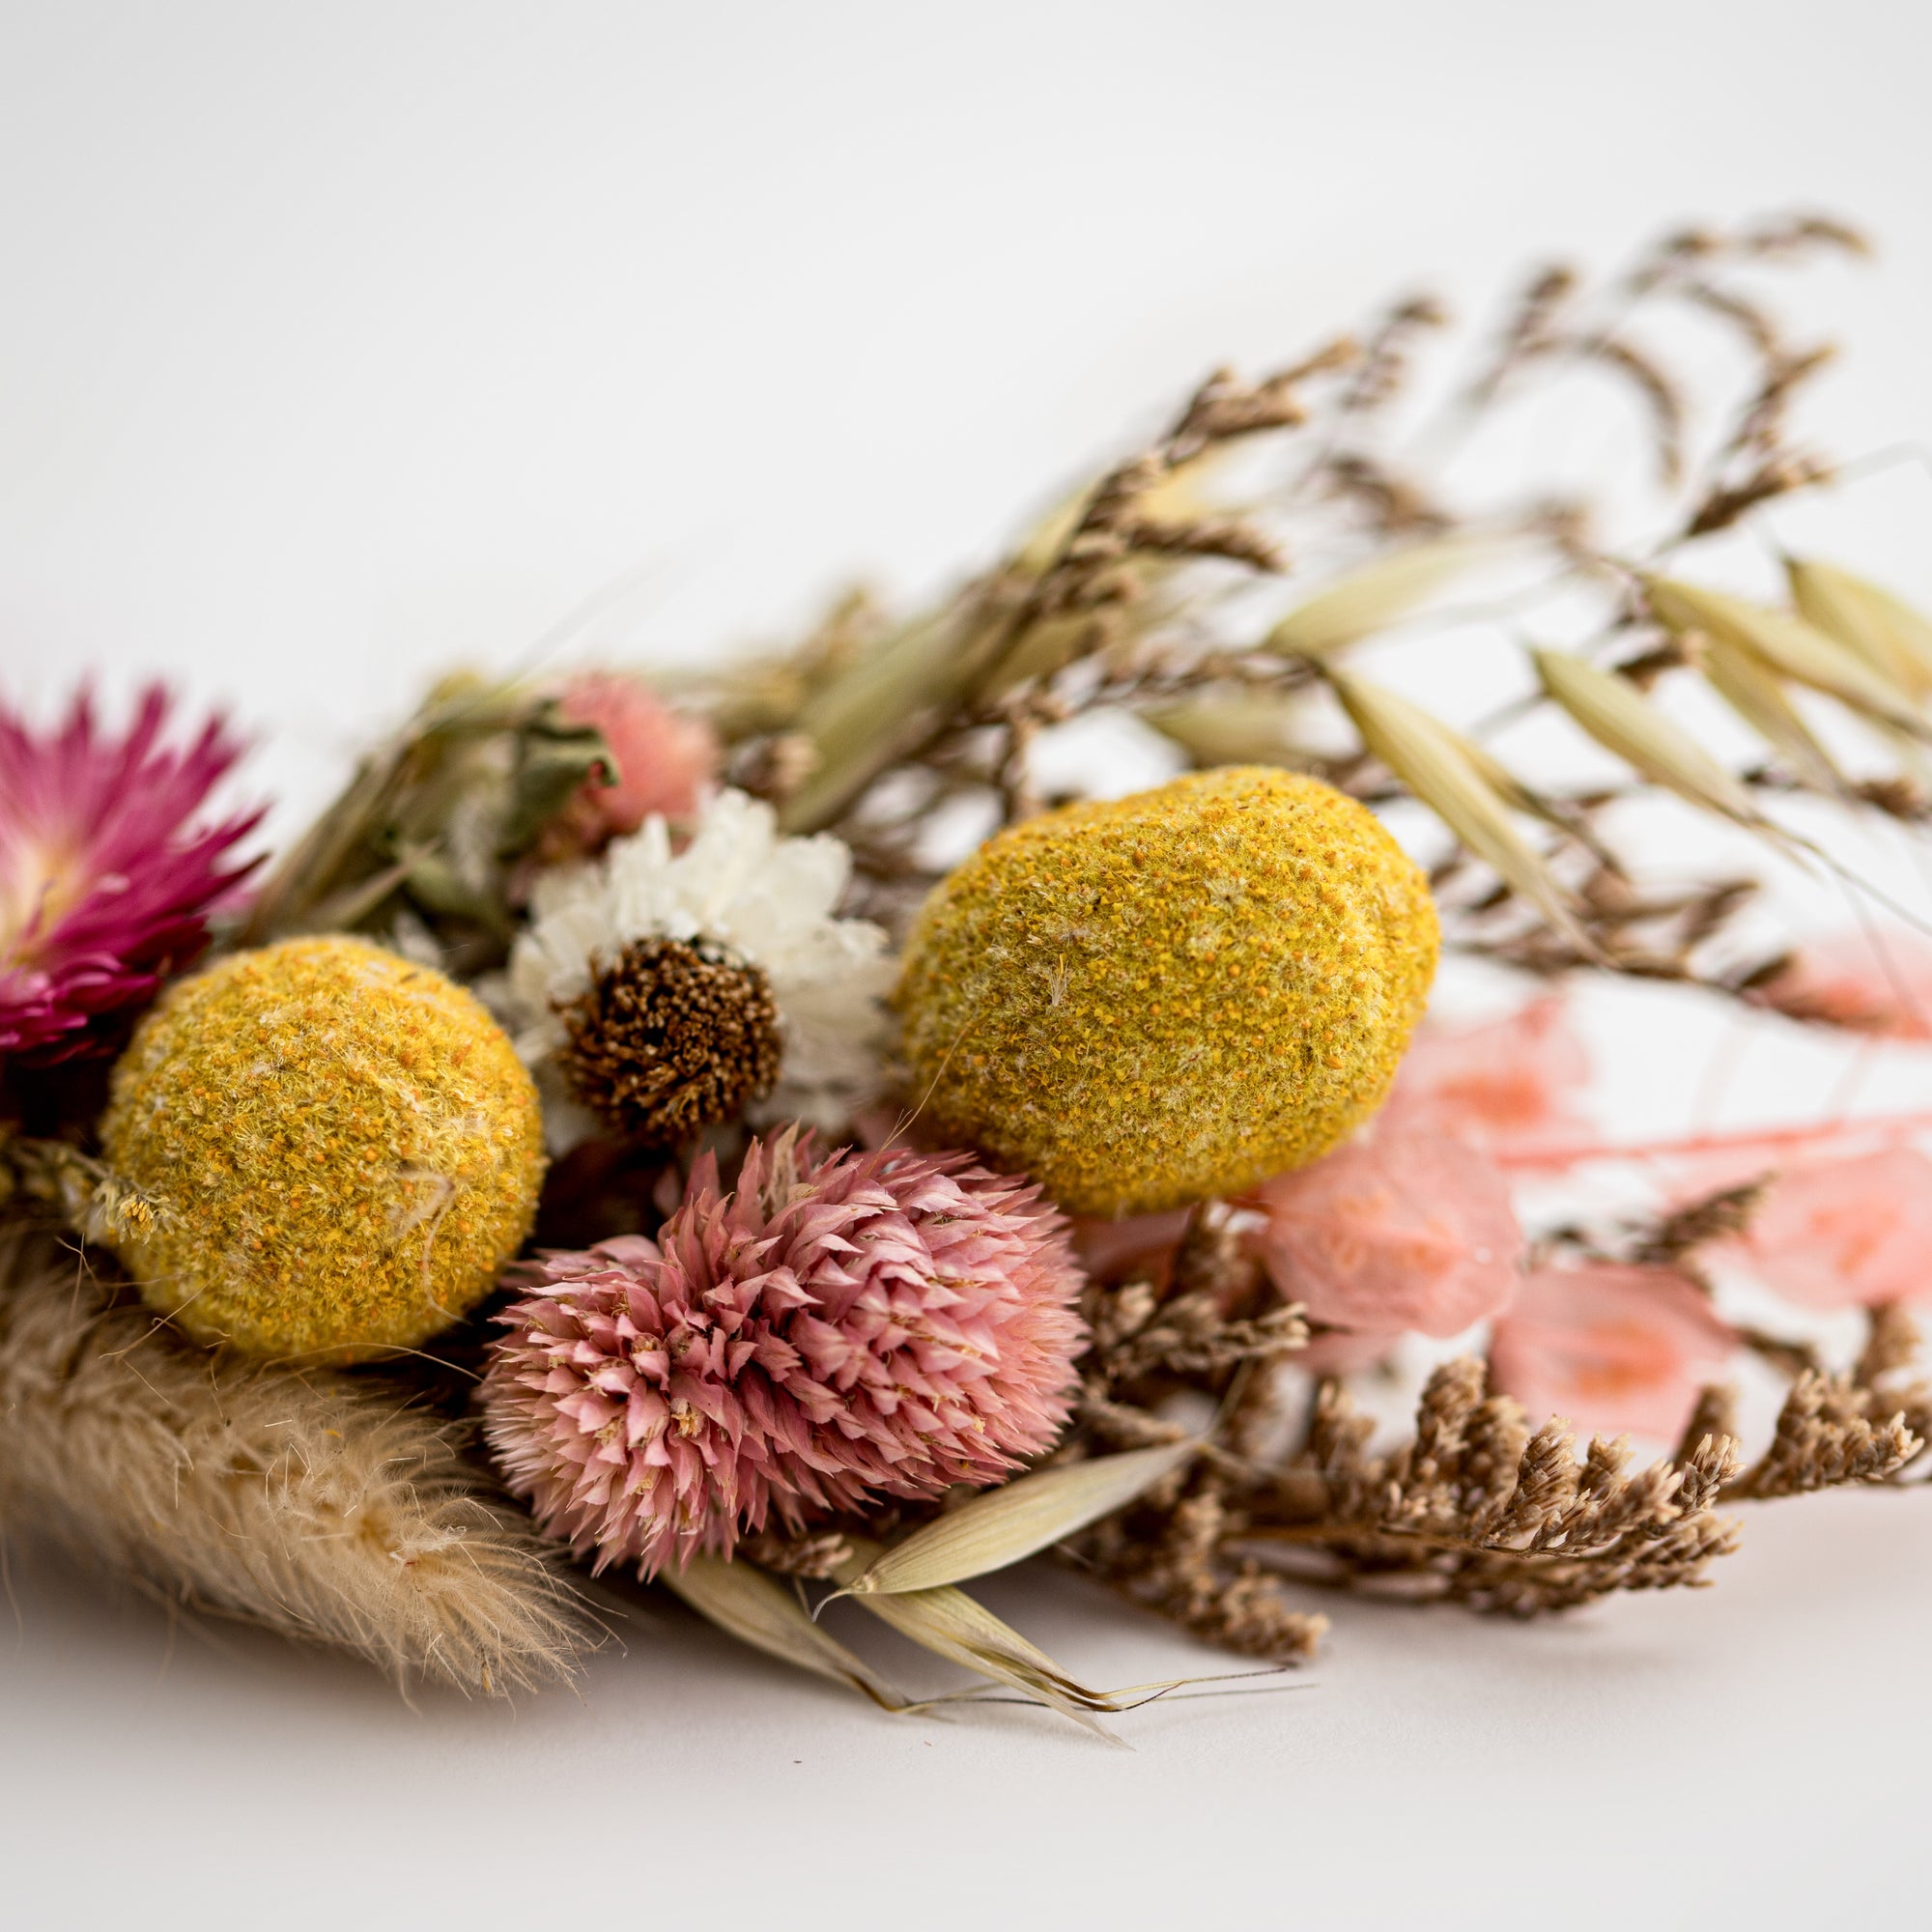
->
left=554, top=936, right=781, bottom=1144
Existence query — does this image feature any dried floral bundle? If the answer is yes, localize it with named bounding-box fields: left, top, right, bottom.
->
left=5, top=212, right=1932, bottom=1730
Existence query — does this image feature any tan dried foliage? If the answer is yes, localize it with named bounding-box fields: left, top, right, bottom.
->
left=0, top=1224, right=590, bottom=1695
left=1214, top=1359, right=1747, bottom=1615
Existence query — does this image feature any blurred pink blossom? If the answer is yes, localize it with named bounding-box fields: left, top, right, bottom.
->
left=1383, top=996, right=1591, bottom=1160
left=1252, top=1122, right=1523, bottom=1338
left=537, top=672, right=718, bottom=862
left=1068, top=1208, right=1195, bottom=1289
left=1735, top=1146, right=1932, bottom=1309
left=1293, top=1327, right=1403, bottom=1378
left=1489, top=1263, right=1733, bottom=1440
left=1743, top=932, right=1932, bottom=1041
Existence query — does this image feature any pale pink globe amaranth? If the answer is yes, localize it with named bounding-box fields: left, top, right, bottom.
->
left=482, top=1129, right=1088, bottom=1576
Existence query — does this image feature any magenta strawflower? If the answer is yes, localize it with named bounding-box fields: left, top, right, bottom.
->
left=0, top=685, right=259, bottom=1062
left=482, top=1129, right=1088, bottom=1576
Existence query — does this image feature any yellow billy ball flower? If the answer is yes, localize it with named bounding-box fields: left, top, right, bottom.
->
left=99, top=935, right=546, bottom=1360
left=895, top=767, right=1438, bottom=1216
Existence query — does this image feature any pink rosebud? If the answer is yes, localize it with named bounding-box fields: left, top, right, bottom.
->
left=538, top=672, right=719, bottom=862
left=1252, top=1122, right=1523, bottom=1338
left=1383, top=996, right=1591, bottom=1159
left=1744, top=932, right=1932, bottom=1041
left=1736, top=1146, right=1932, bottom=1309
left=1489, top=1263, right=1733, bottom=1440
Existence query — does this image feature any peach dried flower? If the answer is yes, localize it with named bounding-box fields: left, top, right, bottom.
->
left=1737, top=1146, right=1932, bottom=1310
left=1252, top=1121, right=1522, bottom=1338
left=537, top=671, right=718, bottom=862
left=1489, top=1262, right=1734, bottom=1441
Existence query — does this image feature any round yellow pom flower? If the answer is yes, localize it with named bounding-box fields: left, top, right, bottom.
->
left=895, top=767, right=1438, bottom=1216
left=99, top=935, right=546, bottom=1360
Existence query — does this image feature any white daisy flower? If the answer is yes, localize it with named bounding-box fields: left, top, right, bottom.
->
left=503, top=788, right=894, bottom=1150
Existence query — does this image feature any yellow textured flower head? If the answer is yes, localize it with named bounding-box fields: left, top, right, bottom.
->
left=100, top=935, right=546, bottom=1360
left=895, top=766, right=1438, bottom=1216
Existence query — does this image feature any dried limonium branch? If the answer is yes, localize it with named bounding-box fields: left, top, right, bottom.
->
left=1722, top=1325, right=1930, bottom=1499
left=0, top=1224, right=592, bottom=1695
left=1189, top=1359, right=1748, bottom=1617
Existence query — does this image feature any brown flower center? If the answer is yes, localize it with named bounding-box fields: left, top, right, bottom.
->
left=554, top=937, right=781, bottom=1145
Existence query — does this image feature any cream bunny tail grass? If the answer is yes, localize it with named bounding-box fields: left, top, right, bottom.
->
left=0, top=1224, right=593, bottom=1696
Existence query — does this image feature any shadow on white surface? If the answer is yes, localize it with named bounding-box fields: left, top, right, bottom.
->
left=3, top=1487, right=1927, bottom=1928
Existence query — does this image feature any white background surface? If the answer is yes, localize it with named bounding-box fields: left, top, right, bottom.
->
left=4, top=5, right=1932, bottom=1927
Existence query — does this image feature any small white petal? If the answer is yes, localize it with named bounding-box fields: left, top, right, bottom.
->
left=504, top=788, right=896, bottom=1138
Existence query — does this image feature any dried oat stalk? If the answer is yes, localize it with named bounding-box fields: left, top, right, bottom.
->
left=0, top=1223, right=592, bottom=1695
left=702, top=213, right=1917, bottom=992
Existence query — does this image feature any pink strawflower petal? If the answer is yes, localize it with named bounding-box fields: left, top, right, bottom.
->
left=1490, top=1263, right=1734, bottom=1440
left=482, top=1128, right=1088, bottom=1576
left=0, top=684, right=259, bottom=1062
left=1383, top=995, right=1591, bottom=1159
left=1744, top=932, right=1932, bottom=1040
left=1252, top=1122, right=1523, bottom=1338
left=1736, top=1146, right=1932, bottom=1309
left=536, top=672, right=719, bottom=862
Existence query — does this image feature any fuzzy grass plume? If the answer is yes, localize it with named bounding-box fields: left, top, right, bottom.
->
left=0, top=1224, right=589, bottom=1694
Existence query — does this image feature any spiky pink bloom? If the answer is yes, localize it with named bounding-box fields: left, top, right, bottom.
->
left=1489, top=1263, right=1734, bottom=1440
left=482, top=1130, right=1088, bottom=1576
left=0, top=685, right=258, bottom=1062
left=534, top=671, right=719, bottom=864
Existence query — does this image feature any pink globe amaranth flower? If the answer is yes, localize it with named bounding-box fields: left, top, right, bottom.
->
left=1251, top=1120, right=1523, bottom=1339
left=1382, top=995, right=1591, bottom=1160
left=1490, top=1263, right=1733, bottom=1442
left=535, top=672, right=719, bottom=863
left=1743, top=932, right=1932, bottom=1040
left=482, top=1129, right=1088, bottom=1577
left=1735, top=1146, right=1932, bottom=1310
left=0, top=684, right=259, bottom=1062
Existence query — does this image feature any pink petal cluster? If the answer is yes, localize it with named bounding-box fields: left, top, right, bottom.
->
left=1, top=685, right=258, bottom=1062
left=1251, top=1121, right=1524, bottom=1339
left=1489, top=1263, right=1734, bottom=1440
left=1383, top=995, right=1592, bottom=1160
left=1735, top=1146, right=1932, bottom=1309
left=1743, top=932, right=1932, bottom=1041
left=535, top=671, right=719, bottom=863
left=482, top=1130, right=1088, bottom=1576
